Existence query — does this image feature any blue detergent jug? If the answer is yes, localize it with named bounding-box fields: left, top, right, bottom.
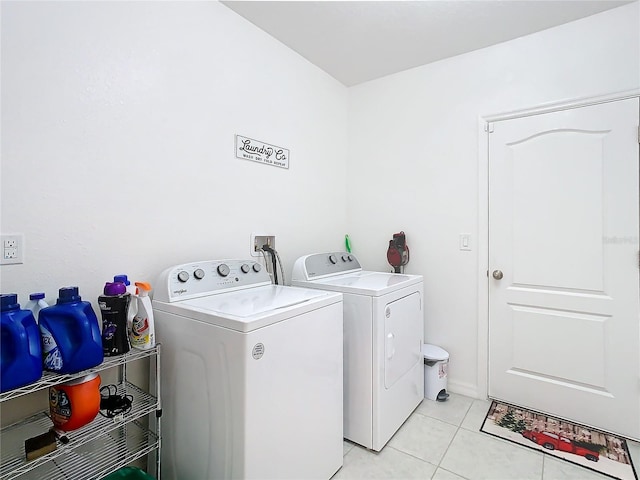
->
left=38, top=287, right=103, bottom=374
left=1, top=294, right=43, bottom=393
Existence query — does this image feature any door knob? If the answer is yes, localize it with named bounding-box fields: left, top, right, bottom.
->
left=492, top=270, right=503, bottom=280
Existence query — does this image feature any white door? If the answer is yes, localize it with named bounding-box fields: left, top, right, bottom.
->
left=488, top=98, right=640, bottom=439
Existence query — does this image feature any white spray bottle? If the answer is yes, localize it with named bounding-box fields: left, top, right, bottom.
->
left=130, top=282, right=155, bottom=350
left=24, top=292, right=49, bottom=322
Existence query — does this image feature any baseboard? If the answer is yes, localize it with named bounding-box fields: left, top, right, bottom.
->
left=448, top=379, right=482, bottom=399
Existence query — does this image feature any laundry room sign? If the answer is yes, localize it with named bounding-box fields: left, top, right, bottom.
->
left=235, top=135, right=289, bottom=169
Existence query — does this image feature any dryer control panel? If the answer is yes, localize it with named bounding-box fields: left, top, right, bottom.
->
left=291, top=252, right=362, bottom=280
left=154, top=259, right=272, bottom=302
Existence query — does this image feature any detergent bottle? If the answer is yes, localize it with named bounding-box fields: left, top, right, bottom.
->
left=49, top=373, right=101, bottom=431
left=1, top=294, right=43, bottom=392
left=99, top=282, right=131, bottom=356
left=24, top=292, right=49, bottom=322
left=114, top=274, right=138, bottom=334
left=38, top=287, right=104, bottom=374
left=130, top=282, right=155, bottom=350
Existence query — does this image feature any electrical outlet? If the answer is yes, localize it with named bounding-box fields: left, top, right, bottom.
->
left=250, top=234, right=276, bottom=257
left=1, top=234, right=24, bottom=265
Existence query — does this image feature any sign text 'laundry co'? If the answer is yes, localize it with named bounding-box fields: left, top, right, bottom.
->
left=235, top=135, right=289, bottom=169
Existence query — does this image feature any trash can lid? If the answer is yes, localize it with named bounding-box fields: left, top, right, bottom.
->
left=422, top=343, right=449, bottom=361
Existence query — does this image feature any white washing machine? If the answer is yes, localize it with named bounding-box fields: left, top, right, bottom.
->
left=292, top=252, right=424, bottom=451
left=153, top=259, right=343, bottom=480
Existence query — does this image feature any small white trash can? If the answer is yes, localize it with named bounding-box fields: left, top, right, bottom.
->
left=422, top=344, right=449, bottom=401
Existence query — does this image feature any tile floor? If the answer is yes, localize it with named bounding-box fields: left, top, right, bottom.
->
left=332, top=393, right=640, bottom=480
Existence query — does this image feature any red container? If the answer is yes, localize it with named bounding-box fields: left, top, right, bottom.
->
left=49, top=373, right=101, bottom=431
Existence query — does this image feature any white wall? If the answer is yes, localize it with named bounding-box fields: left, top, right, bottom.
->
left=0, top=1, right=347, bottom=422
left=1, top=1, right=348, bottom=299
left=347, top=2, right=640, bottom=397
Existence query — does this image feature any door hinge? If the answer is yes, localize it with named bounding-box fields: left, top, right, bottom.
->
left=485, top=123, right=494, bottom=133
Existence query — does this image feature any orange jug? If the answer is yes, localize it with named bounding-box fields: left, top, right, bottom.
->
left=49, top=373, right=101, bottom=431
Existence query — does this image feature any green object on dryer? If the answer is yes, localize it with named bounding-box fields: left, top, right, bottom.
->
left=345, top=234, right=352, bottom=253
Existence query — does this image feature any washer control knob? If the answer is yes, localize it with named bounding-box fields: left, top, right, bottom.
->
left=347, top=255, right=353, bottom=261
left=342, top=255, right=348, bottom=262
left=193, top=268, right=205, bottom=280
left=253, top=263, right=262, bottom=273
left=217, top=264, right=230, bottom=277
left=241, top=264, right=250, bottom=274
left=177, top=271, right=189, bottom=283
left=329, top=254, right=337, bottom=264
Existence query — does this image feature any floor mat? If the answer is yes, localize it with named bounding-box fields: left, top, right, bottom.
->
left=480, top=400, right=637, bottom=480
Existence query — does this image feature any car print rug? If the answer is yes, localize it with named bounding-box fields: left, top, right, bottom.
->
left=480, top=400, right=637, bottom=480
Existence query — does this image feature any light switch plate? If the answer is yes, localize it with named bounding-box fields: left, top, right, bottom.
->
left=459, top=233, right=471, bottom=251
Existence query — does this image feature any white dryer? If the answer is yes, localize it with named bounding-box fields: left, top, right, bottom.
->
left=292, top=252, right=424, bottom=451
left=153, top=259, right=343, bottom=480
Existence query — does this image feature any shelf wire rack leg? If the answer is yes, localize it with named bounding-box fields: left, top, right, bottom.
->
left=153, top=343, right=162, bottom=479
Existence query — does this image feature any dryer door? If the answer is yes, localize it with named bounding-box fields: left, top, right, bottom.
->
left=384, top=292, right=422, bottom=388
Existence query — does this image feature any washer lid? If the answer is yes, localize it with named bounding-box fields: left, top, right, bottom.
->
left=153, top=285, right=342, bottom=332
left=422, top=344, right=449, bottom=361
left=293, top=271, right=422, bottom=296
